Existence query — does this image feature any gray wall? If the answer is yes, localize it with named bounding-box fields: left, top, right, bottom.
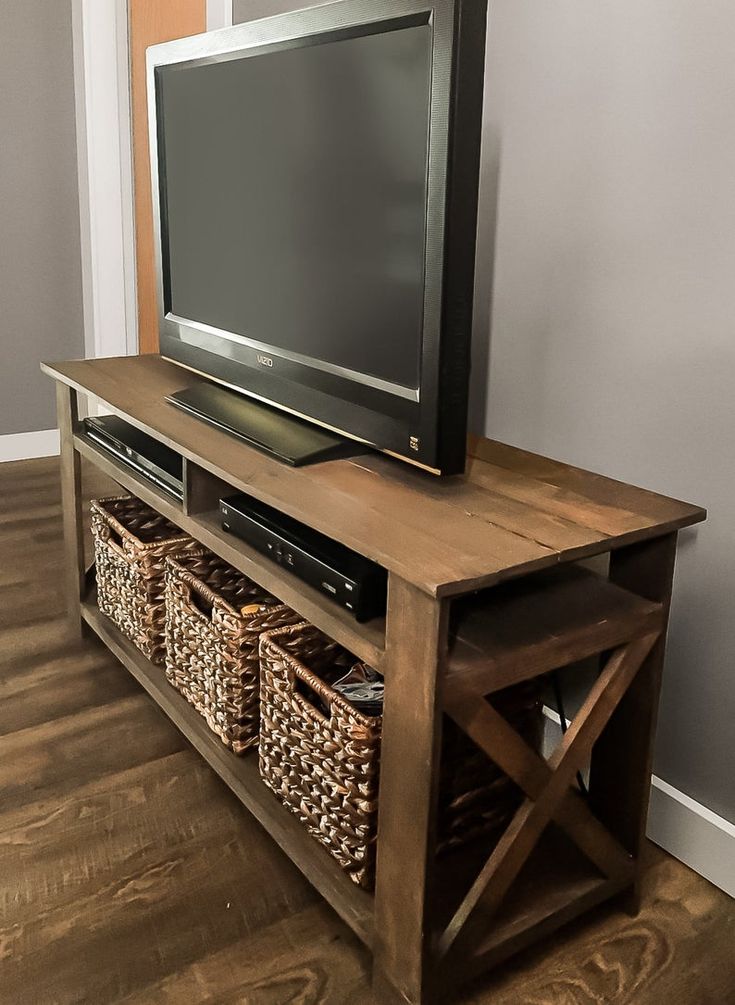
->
left=475, top=1, right=734, bottom=824
left=0, top=1, right=84, bottom=436
left=234, top=2, right=734, bottom=823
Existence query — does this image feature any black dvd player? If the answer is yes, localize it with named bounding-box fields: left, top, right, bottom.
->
left=219, top=493, right=387, bottom=622
left=82, top=415, right=183, bottom=501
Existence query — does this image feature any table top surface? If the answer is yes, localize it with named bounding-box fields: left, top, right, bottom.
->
left=44, top=354, right=706, bottom=597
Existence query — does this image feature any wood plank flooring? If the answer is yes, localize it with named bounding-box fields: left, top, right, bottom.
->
left=0, top=456, right=733, bottom=1005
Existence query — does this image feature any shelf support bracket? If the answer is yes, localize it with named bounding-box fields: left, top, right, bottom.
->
left=439, top=632, right=659, bottom=963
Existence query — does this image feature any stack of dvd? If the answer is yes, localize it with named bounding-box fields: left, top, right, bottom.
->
left=331, top=663, right=383, bottom=717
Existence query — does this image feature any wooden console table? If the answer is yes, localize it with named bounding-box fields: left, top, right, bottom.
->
left=43, top=354, right=705, bottom=1005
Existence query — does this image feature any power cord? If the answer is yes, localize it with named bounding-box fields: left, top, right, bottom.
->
left=550, top=669, right=588, bottom=797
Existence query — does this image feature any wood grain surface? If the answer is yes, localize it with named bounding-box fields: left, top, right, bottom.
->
left=0, top=457, right=731, bottom=1005
left=40, top=355, right=706, bottom=597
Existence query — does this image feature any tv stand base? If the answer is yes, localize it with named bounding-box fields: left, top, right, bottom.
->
left=168, top=382, right=368, bottom=466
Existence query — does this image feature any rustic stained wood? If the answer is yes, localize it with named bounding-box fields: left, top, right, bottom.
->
left=440, top=636, right=658, bottom=964
left=41, top=356, right=704, bottom=597
left=447, top=564, right=665, bottom=694
left=589, top=533, right=679, bottom=911
left=74, top=434, right=386, bottom=670
left=1, top=455, right=730, bottom=1005
left=56, top=382, right=85, bottom=635
left=444, top=684, right=633, bottom=886
left=40, top=355, right=707, bottom=1005
left=373, top=578, right=450, bottom=1004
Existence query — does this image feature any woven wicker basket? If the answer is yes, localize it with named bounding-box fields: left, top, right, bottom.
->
left=259, top=622, right=543, bottom=889
left=91, top=495, right=203, bottom=664
left=259, top=622, right=380, bottom=888
left=164, top=553, right=301, bottom=754
left=437, top=683, right=543, bottom=853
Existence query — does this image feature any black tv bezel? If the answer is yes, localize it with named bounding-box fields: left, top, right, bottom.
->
left=147, top=0, right=487, bottom=475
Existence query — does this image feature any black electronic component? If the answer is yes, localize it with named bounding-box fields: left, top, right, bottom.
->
left=167, top=383, right=364, bottom=466
left=82, top=415, right=183, bottom=501
left=219, top=492, right=387, bottom=622
left=149, top=0, right=488, bottom=475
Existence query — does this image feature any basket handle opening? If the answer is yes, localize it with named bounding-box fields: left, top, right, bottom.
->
left=102, top=523, right=128, bottom=561
left=174, top=578, right=215, bottom=624
left=293, top=675, right=331, bottom=723
left=186, top=583, right=214, bottom=621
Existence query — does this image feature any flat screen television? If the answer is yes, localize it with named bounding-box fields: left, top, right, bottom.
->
left=147, top=0, right=487, bottom=475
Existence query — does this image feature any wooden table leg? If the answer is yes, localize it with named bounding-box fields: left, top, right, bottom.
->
left=589, top=532, right=678, bottom=912
left=372, top=577, right=450, bottom=1005
left=56, top=382, right=86, bottom=638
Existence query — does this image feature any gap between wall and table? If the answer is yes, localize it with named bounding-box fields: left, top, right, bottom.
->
left=543, top=707, right=735, bottom=899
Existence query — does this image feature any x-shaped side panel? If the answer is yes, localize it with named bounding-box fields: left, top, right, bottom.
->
left=439, top=632, right=659, bottom=959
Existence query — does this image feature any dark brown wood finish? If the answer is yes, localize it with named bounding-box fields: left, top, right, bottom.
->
left=182, top=459, right=234, bottom=517
left=372, top=578, right=450, bottom=1005
left=41, top=355, right=705, bottom=597
left=447, top=565, right=664, bottom=694
left=589, top=533, right=679, bottom=911
left=445, top=685, right=634, bottom=886
left=1, top=456, right=730, bottom=1005
left=74, top=434, right=385, bottom=670
left=441, top=636, right=658, bottom=964
left=56, top=383, right=85, bottom=635
left=40, top=356, right=708, bottom=1004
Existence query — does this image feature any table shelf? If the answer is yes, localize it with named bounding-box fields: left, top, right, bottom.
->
left=75, top=433, right=385, bottom=671
left=84, top=586, right=625, bottom=984
left=448, top=565, right=664, bottom=695
left=80, top=588, right=376, bottom=948
left=433, top=826, right=628, bottom=986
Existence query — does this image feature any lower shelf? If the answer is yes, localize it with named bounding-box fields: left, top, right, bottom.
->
left=82, top=593, right=632, bottom=987
left=80, top=594, right=376, bottom=948
left=435, top=827, right=630, bottom=983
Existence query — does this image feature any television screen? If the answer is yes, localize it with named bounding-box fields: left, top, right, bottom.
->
left=149, top=0, right=487, bottom=474
left=157, top=23, right=432, bottom=393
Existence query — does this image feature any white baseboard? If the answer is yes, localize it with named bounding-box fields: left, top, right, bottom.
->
left=542, top=707, right=735, bottom=898
left=647, top=777, right=735, bottom=898
left=0, top=429, right=60, bottom=462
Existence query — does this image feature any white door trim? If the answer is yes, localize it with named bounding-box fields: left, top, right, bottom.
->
left=116, top=0, right=139, bottom=357
left=207, top=0, right=233, bottom=31
left=71, top=1, right=233, bottom=363
left=71, top=0, right=138, bottom=361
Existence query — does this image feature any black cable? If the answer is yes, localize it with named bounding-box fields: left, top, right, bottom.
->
left=551, top=669, right=588, bottom=797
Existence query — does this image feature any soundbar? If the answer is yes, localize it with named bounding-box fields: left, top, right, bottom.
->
left=219, top=493, right=387, bottom=622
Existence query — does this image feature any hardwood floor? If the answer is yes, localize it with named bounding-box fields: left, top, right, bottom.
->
left=0, top=456, right=733, bottom=1005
